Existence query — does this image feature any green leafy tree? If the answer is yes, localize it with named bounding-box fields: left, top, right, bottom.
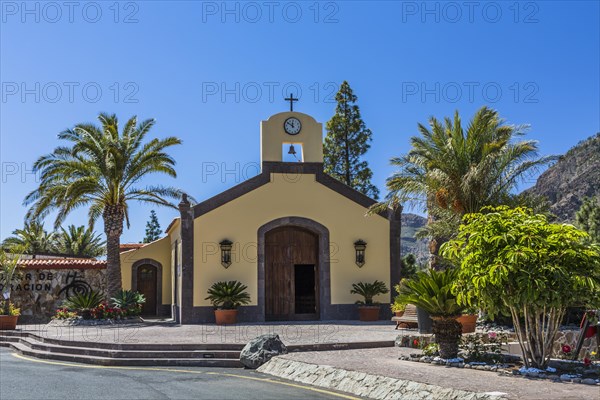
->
left=24, top=113, right=184, bottom=298
left=324, top=81, right=379, bottom=199
left=373, top=107, right=555, bottom=268
left=56, top=225, right=106, bottom=258
left=576, top=197, right=600, bottom=243
left=441, top=206, right=600, bottom=368
left=143, top=210, right=162, bottom=243
left=1, top=221, right=57, bottom=254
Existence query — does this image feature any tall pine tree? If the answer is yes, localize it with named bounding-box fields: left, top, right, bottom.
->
left=323, top=81, right=379, bottom=199
left=143, top=210, right=162, bottom=243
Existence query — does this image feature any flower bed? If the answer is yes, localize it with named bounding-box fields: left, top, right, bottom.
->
left=396, top=331, right=600, bottom=386
left=50, top=289, right=146, bottom=326
left=48, top=315, right=144, bottom=326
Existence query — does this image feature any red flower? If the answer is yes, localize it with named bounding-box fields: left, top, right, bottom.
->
left=562, top=345, right=572, bottom=354
left=584, top=358, right=591, bottom=366
left=413, top=339, right=420, bottom=347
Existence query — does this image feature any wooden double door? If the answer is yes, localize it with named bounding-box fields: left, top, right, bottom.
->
left=265, top=226, right=319, bottom=321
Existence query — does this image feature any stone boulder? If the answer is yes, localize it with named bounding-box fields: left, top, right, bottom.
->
left=240, top=334, right=288, bottom=369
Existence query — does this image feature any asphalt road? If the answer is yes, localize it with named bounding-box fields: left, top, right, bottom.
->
left=0, top=348, right=357, bottom=400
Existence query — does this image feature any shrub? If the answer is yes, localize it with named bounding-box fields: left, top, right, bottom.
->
left=62, top=291, right=103, bottom=318
left=0, top=248, right=23, bottom=315
left=53, top=308, right=77, bottom=320
left=350, top=281, right=389, bottom=305
left=390, top=301, right=406, bottom=313
left=205, top=281, right=251, bottom=310
left=111, top=289, right=145, bottom=309
left=0, top=301, right=21, bottom=316
left=460, top=332, right=508, bottom=364
left=422, top=342, right=440, bottom=357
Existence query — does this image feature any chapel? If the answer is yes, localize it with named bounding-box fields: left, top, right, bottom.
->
left=120, top=107, right=401, bottom=323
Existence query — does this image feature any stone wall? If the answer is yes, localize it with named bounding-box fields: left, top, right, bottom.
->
left=553, top=329, right=598, bottom=359
left=258, top=357, right=505, bottom=400
left=4, top=268, right=106, bottom=323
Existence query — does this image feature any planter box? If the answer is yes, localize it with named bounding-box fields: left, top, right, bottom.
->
left=456, top=314, right=477, bottom=333
left=0, top=315, right=19, bottom=330
left=215, top=309, right=238, bottom=325
left=358, top=306, right=381, bottom=321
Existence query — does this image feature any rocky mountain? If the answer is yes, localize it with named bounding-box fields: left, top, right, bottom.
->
left=401, top=213, right=429, bottom=265
left=525, top=133, right=600, bottom=222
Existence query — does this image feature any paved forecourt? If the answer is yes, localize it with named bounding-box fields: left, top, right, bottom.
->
left=17, top=321, right=401, bottom=347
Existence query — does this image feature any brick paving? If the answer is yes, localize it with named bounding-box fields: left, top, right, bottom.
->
left=18, top=320, right=407, bottom=345
left=275, top=347, right=600, bottom=400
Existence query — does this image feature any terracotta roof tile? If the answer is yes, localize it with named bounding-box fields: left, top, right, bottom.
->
left=18, top=258, right=106, bottom=269
left=120, top=243, right=145, bottom=252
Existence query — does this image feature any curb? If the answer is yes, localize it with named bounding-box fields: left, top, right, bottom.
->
left=258, top=357, right=507, bottom=400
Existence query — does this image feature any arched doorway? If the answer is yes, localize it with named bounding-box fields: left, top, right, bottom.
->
left=137, top=265, right=157, bottom=316
left=265, top=226, right=319, bottom=321
left=131, top=259, right=163, bottom=317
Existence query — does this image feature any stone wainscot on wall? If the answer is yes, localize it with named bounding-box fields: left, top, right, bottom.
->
left=1, top=257, right=107, bottom=323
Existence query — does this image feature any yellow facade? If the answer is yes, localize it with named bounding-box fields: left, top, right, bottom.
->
left=120, top=236, right=172, bottom=305
left=193, top=173, right=389, bottom=307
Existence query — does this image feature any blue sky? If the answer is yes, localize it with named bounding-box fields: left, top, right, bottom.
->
left=1, top=0, right=599, bottom=244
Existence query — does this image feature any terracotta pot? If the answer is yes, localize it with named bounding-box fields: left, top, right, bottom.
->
left=456, top=314, right=477, bottom=333
left=214, top=309, right=238, bottom=325
left=394, top=310, right=405, bottom=317
left=358, top=306, right=380, bottom=322
left=0, top=315, right=18, bottom=330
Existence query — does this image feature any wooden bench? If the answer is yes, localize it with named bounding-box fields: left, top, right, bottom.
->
left=391, top=304, right=418, bottom=329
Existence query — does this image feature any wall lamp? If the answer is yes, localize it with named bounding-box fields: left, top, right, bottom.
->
left=220, top=239, right=233, bottom=268
left=354, top=239, right=367, bottom=267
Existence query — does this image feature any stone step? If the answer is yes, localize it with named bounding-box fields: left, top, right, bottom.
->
left=18, top=337, right=241, bottom=359
left=0, top=335, right=21, bottom=343
left=4, top=331, right=245, bottom=351
left=6, top=341, right=243, bottom=368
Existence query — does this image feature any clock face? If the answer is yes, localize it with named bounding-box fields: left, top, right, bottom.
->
left=284, top=117, right=302, bottom=135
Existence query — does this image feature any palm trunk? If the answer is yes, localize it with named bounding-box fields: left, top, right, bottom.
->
left=432, top=316, right=463, bottom=359
left=103, top=205, right=124, bottom=298
left=427, top=210, right=446, bottom=270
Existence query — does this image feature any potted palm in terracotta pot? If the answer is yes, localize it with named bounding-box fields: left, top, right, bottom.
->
left=456, top=307, right=478, bottom=333
left=205, top=280, right=251, bottom=325
left=351, top=280, right=389, bottom=321
left=0, top=249, right=23, bottom=330
left=397, top=268, right=465, bottom=359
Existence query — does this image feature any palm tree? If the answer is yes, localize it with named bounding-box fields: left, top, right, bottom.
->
left=1, top=221, right=57, bottom=254
left=56, top=225, right=106, bottom=258
left=24, top=113, right=184, bottom=297
left=373, top=106, right=555, bottom=267
left=397, top=268, right=464, bottom=359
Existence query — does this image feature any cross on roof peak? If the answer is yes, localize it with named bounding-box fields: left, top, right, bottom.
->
left=284, top=93, right=298, bottom=112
